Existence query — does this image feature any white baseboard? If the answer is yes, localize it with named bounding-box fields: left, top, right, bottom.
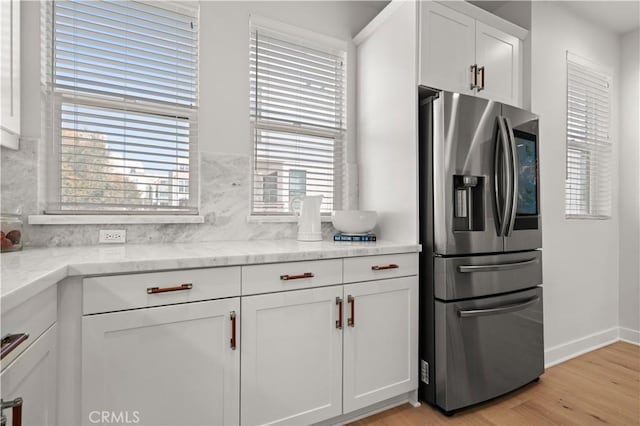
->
left=544, top=327, right=619, bottom=368
left=619, top=327, right=640, bottom=345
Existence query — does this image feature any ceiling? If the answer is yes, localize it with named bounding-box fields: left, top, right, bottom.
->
left=468, top=1, right=639, bottom=35
left=560, top=1, right=640, bottom=35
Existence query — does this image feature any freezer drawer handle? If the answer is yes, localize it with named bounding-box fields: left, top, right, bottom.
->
left=457, top=258, right=538, bottom=273
left=1, top=397, right=23, bottom=426
left=146, top=283, right=193, bottom=294
left=371, top=264, right=399, bottom=271
left=458, top=296, right=540, bottom=318
left=0, top=333, right=29, bottom=360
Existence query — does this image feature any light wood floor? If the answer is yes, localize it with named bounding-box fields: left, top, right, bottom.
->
left=351, top=342, right=640, bottom=426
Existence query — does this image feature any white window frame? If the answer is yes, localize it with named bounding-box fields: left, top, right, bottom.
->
left=564, top=51, right=613, bottom=220
left=36, top=0, right=201, bottom=224
left=248, top=16, right=348, bottom=220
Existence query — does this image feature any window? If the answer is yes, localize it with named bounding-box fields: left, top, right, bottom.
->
left=565, top=52, right=612, bottom=219
left=250, top=20, right=346, bottom=215
left=45, top=0, right=199, bottom=214
left=289, top=169, right=307, bottom=199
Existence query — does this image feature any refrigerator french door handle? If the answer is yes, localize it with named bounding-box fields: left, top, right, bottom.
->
left=504, top=117, right=519, bottom=237
left=495, top=117, right=512, bottom=237
left=458, top=296, right=540, bottom=318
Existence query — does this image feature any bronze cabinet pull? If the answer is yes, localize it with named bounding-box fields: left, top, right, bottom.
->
left=1, top=334, right=29, bottom=360
left=280, top=272, right=314, bottom=281
left=230, top=311, right=237, bottom=350
left=146, top=283, right=193, bottom=294
left=470, top=64, right=478, bottom=89
left=478, top=66, right=485, bottom=91
left=336, top=297, right=343, bottom=329
left=1, top=397, right=23, bottom=426
left=371, top=264, right=399, bottom=271
left=347, top=295, right=355, bottom=327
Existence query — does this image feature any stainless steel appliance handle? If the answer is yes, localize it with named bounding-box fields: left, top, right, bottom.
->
left=495, top=117, right=512, bottom=237
left=458, top=258, right=538, bottom=273
left=493, top=124, right=503, bottom=235
left=458, top=296, right=540, bottom=318
left=504, top=116, right=518, bottom=237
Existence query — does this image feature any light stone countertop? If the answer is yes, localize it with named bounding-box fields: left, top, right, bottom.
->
left=0, top=240, right=421, bottom=312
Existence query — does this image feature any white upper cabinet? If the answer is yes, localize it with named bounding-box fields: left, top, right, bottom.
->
left=419, top=1, right=476, bottom=96
left=0, top=0, right=20, bottom=149
left=419, top=1, right=524, bottom=107
left=474, top=21, right=521, bottom=105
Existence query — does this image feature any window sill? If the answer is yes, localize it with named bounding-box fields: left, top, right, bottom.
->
left=247, top=215, right=333, bottom=224
left=28, top=215, right=205, bottom=225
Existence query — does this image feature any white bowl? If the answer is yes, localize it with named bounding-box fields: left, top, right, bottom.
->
left=331, top=210, right=377, bottom=234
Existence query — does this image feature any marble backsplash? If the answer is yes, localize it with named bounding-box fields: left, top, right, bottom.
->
left=1, top=142, right=336, bottom=247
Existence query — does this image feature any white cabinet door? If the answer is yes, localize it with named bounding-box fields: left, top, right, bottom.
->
left=1, top=325, right=57, bottom=426
left=419, top=1, right=475, bottom=95
left=343, top=277, right=418, bottom=413
left=241, top=287, right=343, bottom=426
left=475, top=21, right=521, bottom=106
left=0, top=0, right=20, bottom=148
left=82, top=298, right=240, bottom=426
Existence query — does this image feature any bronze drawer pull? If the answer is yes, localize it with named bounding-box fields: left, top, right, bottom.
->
left=1, top=334, right=29, bottom=360
left=1, top=397, right=23, bottom=426
left=280, top=272, right=314, bottom=281
left=371, top=264, right=399, bottom=271
left=146, top=283, right=193, bottom=294
left=230, top=311, right=237, bottom=350
left=336, top=297, right=343, bottom=329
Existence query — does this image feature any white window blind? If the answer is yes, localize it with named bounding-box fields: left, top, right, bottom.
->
left=250, top=22, right=346, bottom=215
left=46, top=0, right=199, bottom=213
left=565, top=52, right=612, bottom=219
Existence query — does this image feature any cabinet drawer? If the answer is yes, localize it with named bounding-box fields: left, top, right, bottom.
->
left=83, top=267, right=241, bottom=315
left=242, top=259, right=342, bottom=295
left=343, top=253, right=418, bottom=283
left=1, top=285, right=57, bottom=370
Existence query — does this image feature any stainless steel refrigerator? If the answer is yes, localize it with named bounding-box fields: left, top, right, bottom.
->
left=418, top=90, right=544, bottom=414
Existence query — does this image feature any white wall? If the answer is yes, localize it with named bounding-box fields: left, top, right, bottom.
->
left=531, top=1, right=621, bottom=356
left=9, top=1, right=386, bottom=246
left=618, top=29, right=640, bottom=339
left=198, top=1, right=386, bottom=159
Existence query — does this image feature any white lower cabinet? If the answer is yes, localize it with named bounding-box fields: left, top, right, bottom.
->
left=241, top=286, right=344, bottom=426
left=343, top=277, right=418, bottom=413
left=241, top=274, right=419, bottom=425
left=82, top=298, right=240, bottom=426
left=78, top=255, right=418, bottom=426
left=1, top=324, right=57, bottom=426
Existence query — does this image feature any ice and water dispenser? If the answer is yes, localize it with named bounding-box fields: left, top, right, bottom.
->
left=453, top=175, right=484, bottom=232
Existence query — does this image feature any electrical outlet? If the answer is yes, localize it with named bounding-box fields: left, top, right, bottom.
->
left=421, top=360, right=429, bottom=384
left=99, top=229, right=126, bottom=244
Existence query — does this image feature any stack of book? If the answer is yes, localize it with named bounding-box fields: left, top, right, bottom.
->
left=333, top=233, right=377, bottom=242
